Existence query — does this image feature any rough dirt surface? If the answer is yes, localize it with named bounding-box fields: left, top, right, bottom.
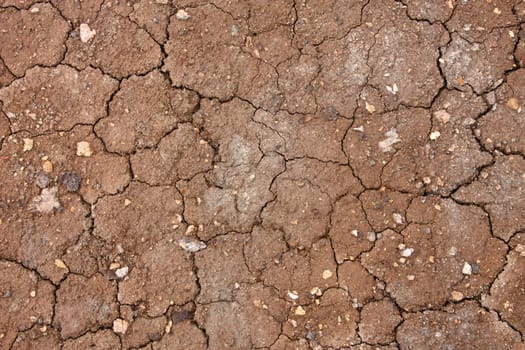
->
left=0, top=1, right=524, bottom=349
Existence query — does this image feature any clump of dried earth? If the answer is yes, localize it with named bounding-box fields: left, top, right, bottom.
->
left=1, top=0, right=525, bottom=349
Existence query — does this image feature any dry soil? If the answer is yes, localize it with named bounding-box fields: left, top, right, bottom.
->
left=1, top=0, right=525, bottom=349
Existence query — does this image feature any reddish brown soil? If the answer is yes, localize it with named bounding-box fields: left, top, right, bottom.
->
left=1, top=1, right=525, bottom=349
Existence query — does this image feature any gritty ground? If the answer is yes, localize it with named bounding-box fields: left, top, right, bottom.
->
left=0, top=0, right=524, bottom=349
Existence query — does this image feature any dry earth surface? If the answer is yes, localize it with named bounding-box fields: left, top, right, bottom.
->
left=1, top=0, right=525, bottom=349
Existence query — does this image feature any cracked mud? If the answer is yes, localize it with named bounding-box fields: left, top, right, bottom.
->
left=1, top=1, right=525, bottom=349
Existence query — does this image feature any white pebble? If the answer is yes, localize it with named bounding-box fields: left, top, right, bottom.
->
left=287, top=291, right=299, bottom=300
left=113, top=319, right=129, bottom=334
left=79, top=23, right=96, bottom=43
left=115, top=266, right=129, bottom=278
left=176, top=9, right=190, bottom=20
left=322, top=269, right=333, bottom=279
left=392, top=213, right=404, bottom=224
left=430, top=131, right=441, bottom=141
left=462, top=262, right=472, bottom=275
left=401, top=248, right=414, bottom=257
left=76, top=141, right=93, bottom=157
left=178, top=237, right=207, bottom=253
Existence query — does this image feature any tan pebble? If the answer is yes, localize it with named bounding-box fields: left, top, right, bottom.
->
left=407, top=275, right=415, bottom=281
left=322, top=269, right=333, bottom=279
left=165, top=320, right=172, bottom=334
left=507, top=97, right=519, bottom=111
left=42, top=160, right=53, bottom=173
left=109, top=262, right=120, bottom=270
left=30, top=290, right=36, bottom=297
left=309, top=287, right=322, bottom=296
left=493, top=7, right=501, bottom=14
left=451, top=291, right=464, bottom=301
left=124, top=199, right=132, bottom=207
left=54, top=259, right=67, bottom=269
left=294, top=306, right=306, bottom=316
left=113, top=319, right=129, bottom=334
left=434, top=110, right=451, bottom=123
left=365, top=101, right=376, bottom=113
left=22, top=138, right=33, bottom=152
left=76, top=141, right=93, bottom=157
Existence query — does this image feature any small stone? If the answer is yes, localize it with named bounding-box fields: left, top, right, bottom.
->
left=401, top=248, right=414, bottom=257
left=113, top=319, right=129, bottom=334
left=231, top=24, right=239, bottom=36
left=309, top=287, right=322, bottom=296
left=322, top=269, right=333, bottom=279
left=378, top=128, right=401, bottom=152
left=287, top=291, right=299, bottom=300
left=35, top=173, right=50, bottom=189
left=407, top=275, right=415, bottom=281
left=54, top=259, right=67, bottom=269
left=79, top=23, right=96, bottom=43
left=392, top=213, right=404, bottom=224
left=471, top=262, right=480, bottom=274
left=124, top=199, right=132, bottom=207
left=178, top=237, right=207, bottom=253
left=115, top=266, right=129, bottom=279
left=30, top=187, right=60, bottom=213
left=351, top=229, right=358, bottom=237
left=448, top=246, right=457, bottom=256
left=386, top=83, right=399, bottom=95
left=434, top=110, right=451, bottom=123
left=506, top=97, right=520, bottom=111
left=109, top=263, right=120, bottom=270
left=42, top=160, right=53, bottom=173
left=30, top=290, right=36, bottom=297
left=294, top=306, right=306, bottom=316
left=176, top=9, right=190, bottom=20
left=30, top=7, right=39, bottom=13
left=76, top=141, right=93, bottom=157
left=366, top=231, right=376, bottom=242
left=462, top=262, right=472, bottom=275
left=365, top=101, right=376, bottom=113
left=493, top=7, right=501, bottom=14
left=429, top=131, right=441, bottom=141
left=451, top=291, right=464, bottom=301
left=61, top=171, right=81, bottom=192
left=423, top=177, right=432, bottom=184
left=22, top=138, right=33, bottom=152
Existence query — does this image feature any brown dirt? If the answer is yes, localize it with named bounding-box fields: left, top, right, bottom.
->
left=0, top=1, right=524, bottom=349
